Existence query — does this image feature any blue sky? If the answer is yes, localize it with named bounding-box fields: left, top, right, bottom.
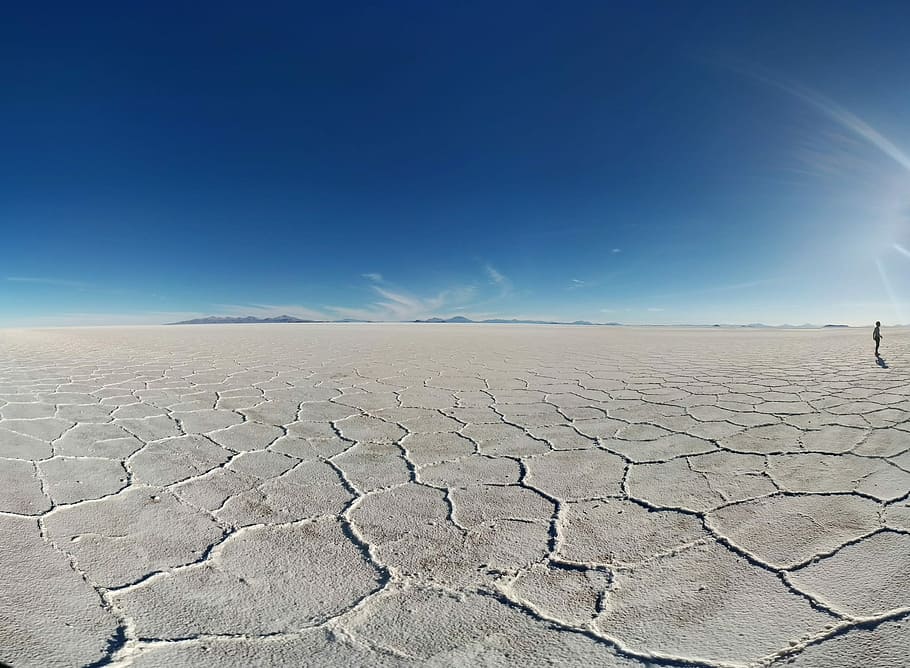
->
left=2, top=1, right=910, bottom=326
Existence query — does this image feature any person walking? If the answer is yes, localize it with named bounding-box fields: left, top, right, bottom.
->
left=873, top=321, right=883, bottom=357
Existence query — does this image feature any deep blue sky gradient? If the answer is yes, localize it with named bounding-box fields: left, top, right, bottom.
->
left=3, top=2, right=910, bottom=325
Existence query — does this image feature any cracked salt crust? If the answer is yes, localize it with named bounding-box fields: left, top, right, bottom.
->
left=0, top=323, right=908, bottom=667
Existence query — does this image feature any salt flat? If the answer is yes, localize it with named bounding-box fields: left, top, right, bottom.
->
left=1, top=324, right=908, bottom=668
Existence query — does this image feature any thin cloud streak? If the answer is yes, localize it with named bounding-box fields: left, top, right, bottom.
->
left=220, top=273, right=486, bottom=323
left=730, top=62, right=910, bottom=174
left=327, top=281, right=479, bottom=321
left=14, top=268, right=503, bottom=327
left=783, top=84, right=910, bottom=174
left=6, top=276, right=89, bottom=289
left=483, top=263, right=513, bottom=299
left=485, top=264, right=507, bottom=285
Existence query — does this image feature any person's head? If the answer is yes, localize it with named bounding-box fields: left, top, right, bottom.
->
left=876, top=321, right=881, bottom=327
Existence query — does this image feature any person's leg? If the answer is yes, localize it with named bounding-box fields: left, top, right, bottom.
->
left=875, top=339, right=880, bottom=356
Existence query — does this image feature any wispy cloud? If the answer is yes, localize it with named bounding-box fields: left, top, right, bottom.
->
left=727, top=62, right=910, bottom=174
left=647, top=307, right=665, bottom=312
left=327, top=281, right=478, bottom=321
left=485, top=264, right=506, bottom=286
left=205, top=268, right=495, bottom=323
left=790, top=127, right=880, bottom=179
left=780, top=84, right=910, bottom=174
left=567, top=277, right=605, bottom=291
left=6, top=276, right=89, bottom=289
left=372, top=287, right=427, bottom=320
left=50, top=266, right=513, bottom=327
left=611, top=248, right=621, bottom=254
left=483, top=263, right=513, bottom=299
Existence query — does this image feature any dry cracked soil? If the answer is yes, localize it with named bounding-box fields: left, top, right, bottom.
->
left=0, top=324, right=908, bottom=667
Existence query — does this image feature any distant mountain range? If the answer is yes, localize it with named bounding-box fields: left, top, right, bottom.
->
left=168, top=315, right=615, bottom=326
left=168, top=315, right=855, bottom=328
left=168, top=315, right=379, bottom=324
left=168, top=315, right=324, bottom=325
left=709, top=323, right=852, bottom=329
left=412, top=317, right=620, bottom=325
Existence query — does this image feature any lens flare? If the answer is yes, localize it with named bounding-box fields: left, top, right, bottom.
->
left=875, top=258, right=906, bottom=323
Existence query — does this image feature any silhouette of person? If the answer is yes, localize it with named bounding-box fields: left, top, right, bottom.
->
left=873, top=321, right=882, bottom=357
